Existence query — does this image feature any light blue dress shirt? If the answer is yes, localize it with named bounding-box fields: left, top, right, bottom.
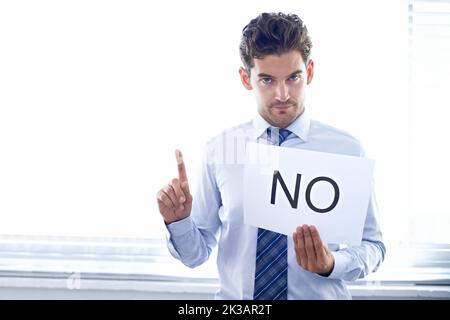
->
left=166, top=110, right=386, bottom=300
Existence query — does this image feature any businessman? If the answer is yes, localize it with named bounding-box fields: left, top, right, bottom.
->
left=156, top=12, right=386, bottom=299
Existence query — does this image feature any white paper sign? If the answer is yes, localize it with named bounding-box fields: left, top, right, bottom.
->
left=244, top=142, right=374, bottom=245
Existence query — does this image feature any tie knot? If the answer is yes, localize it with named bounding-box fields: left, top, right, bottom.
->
left=279, top=128, right=291, bottom=141
left=267, top=128, right=291, bottom=146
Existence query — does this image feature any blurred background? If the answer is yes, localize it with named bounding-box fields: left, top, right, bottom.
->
left=0, top=0, right=449, bottom=299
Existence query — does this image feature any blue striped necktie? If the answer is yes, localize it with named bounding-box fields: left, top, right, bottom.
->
left=253, top=127, right=291, bottom=300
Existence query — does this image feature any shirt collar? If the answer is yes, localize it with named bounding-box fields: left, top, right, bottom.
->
left=251, top=109, right=311, bottom=142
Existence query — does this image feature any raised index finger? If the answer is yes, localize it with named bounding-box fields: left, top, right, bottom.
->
left=175, top=149, right=188, bottom=182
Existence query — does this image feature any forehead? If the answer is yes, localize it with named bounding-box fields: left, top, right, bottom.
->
left=252, top=50, right=305, bottom=77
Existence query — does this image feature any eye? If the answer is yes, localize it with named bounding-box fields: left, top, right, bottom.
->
left=288, top=74, right=300, bottom=81
left=260, top=77, right=273, bottom=85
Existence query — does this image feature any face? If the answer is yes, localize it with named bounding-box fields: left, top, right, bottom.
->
left=239, top=50, right=314, bottom=128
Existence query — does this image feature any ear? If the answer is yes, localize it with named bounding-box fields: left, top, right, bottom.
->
left=306, top=60, right=314, bottom=85
left=239, top=67, right=253, bottom=90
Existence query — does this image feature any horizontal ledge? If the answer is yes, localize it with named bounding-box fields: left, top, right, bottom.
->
left=1, top=271, right=450, bottom=299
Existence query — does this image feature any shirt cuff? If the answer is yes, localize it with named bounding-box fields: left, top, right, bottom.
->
left=166, top=216, right=194, bottom=237
left=327, top=250, right=351, bottom=279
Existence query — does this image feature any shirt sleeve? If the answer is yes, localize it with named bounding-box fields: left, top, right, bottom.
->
left=327, top=145, right=387, bottom=280
left=165, top=142, right=222, bottom=268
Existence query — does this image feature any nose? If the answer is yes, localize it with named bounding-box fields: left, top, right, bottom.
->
left=275, top=81, right=290, bottom=102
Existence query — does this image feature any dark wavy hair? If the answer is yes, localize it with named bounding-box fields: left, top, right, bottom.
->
left=239, top=12, right=313, bottom=71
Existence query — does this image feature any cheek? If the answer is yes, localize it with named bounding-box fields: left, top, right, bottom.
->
left=254, top=86, right=272, bottom=104
left=292, top=83, right=304, bottom=96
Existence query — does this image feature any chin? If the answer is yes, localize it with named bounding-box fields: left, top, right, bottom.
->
left=269, top=114, right=295, bottom=126
left=271, top=118, right=295, bottom=128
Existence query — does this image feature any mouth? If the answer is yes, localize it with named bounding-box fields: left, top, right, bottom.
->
left=273, top=104, right=293, bottom=110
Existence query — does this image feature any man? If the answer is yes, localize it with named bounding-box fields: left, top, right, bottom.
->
left=156, top=12, right=385, bottom=299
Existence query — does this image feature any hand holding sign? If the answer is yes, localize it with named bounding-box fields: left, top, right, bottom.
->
left=156, top=150, right=192, bottom=224
left=293, top=224, right=334, bottom=276
left=244, top=143, right=374, bottom=245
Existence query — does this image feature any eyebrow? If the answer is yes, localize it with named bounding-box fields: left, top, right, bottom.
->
left=257, top=70, right=303, bottom=78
